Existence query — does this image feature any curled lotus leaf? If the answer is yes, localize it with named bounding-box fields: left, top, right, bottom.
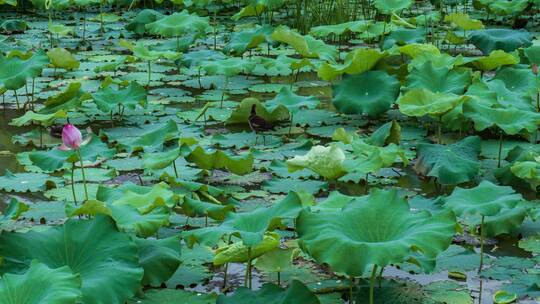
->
left=145, top=10, right=209, bottom=38
left=287, top=145, right=346, bottom=180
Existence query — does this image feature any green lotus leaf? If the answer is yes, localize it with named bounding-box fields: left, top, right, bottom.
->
left=135, top=235, right=182, bottom=287
left=524, top=45, right=540, bottom=65
left=405, top=62, right=471, bottom=94
left=28, top=135, right=115, bottom=171
left=201, top=57, right=256, bottom=77
left=266, top=87, right=320, bottom=114
left=398, top=89, right=469, bottom=117
left=271, top=26, right=337, bottom=61
left=463, top=102, right=540, bottom=135
left=111, top=204, right=171, bottom=238
left=254, top=247, right=299, bottom=273
left=129, top=289, right=216, bottom=304
left=318, top=48, right=386, bottom=81
left=399, top=43, right=440, bottom=59
left=126, top=9, right=163, bottom=35
left=0, top=261, right=82, bottom=304
left=216, top=280, right=320, bottom=304
left=341, top=140, right=409, bottom=177
left=469, top=50, right=519, bottom=71
left=38, top=82, right=91, bottom=114
left=382, top=27, right=426, bottom=49
left=143, top=147, right=180, bottom=171
left=48, top=22, right=73, bottom=36
left=444, top=180, right=524, bottom=218
left=469, top=29, right=532, bottom=55
left=224, top=25, right=273, bottom=55
left=109, top=182, right=178, bottom=213
left=0, top=198, right=29, bottom=225
left=213, top=232, right=280, bottom=265
left=310, top=20, right=369, bottom=37
left=0, top=51, right=48, bottom=90
left=93, top=81, right=147, bottom=113
left=183, top=192, right=303, bottom=247
left=9, top=110, right=66, bottom=127
left=66, top=199, right=112, bottom=218
left=374, top=0, right=413, bottom=14
left=0, top=19, right=27, bottom=33
left=145, top=10, right=209, bottom=38
left=46, top=48, right=79, bottom=70
left=518, top=235, right=540, bottom=254
left=368, top=120, right=401, bottom=146
left=488, top=67, right=537, bottom=110
left=231, top=3, right=265, bottom=20
left=488, top=0, right=529, bottom=15
left=0, top=0, right=17, bottom=6
left=297, top=189, right=456, bottom=276
left=226, top=97, right=289, bottom=125
left=415, top=136, right=481, bottom=184
left=181, top=197, right=235, bottom=221
left=183, top=146, right=253, bottom=175
left=493, top=290, right=518, bottom=304
left=510, top=158, right=540, bottom=190
left=287, top=145, right=346, bottom=180
left=115, top=120, right=178, bottom=153
left=482, top=206, right=528, bottom=237
left=444, top=13, right=484, bottom=30
left=0, top=215, right=144, bottom=304
left=132, top=42, right=182, bottom=61
left=333, top=70, right=400, bottom=116
left=0, top=169, right=62, bottom=192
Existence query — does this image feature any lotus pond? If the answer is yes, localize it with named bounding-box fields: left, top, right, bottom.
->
left=1, top=0, right=540, bottom=303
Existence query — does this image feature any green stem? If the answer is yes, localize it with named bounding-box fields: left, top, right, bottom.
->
left=288, top=112, right=294, bottom=135
left=172, top=157, right=179, bottom=178
left=13, top=89, right=20, bottom=109
left=497, top=132, right=503, bottom=168
left=277, top=271, right=281, bottom=286
left=76, top=149, right=89, bottom=201
left=244, top=247, right=252, bottom=288
left=478, top=215, right=485, bottom=275
left=438, top=115, right=442, bottom=144
left=378, top=266, right=384, bottom=288
left=147, top=61, right=152, bottom=86
left=221, top=76, right=229, bottom=108
left=71, top=163, right=77, bottom=205
left=349, top=275, right=354, bottom=304
left=369, top=265, right=378, bottom=304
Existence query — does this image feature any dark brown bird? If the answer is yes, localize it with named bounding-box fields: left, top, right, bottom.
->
left=248, top=104, right=274, bottom=144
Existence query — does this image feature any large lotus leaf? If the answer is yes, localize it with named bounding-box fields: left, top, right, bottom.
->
left=341, top=140, right=409, bottom=177
left=318, top=48, right=386, bottom=81
left=126, top=9, right=164, bottom=35
left=115, top=120, right=179, bottom=153
left=0, top=215, right=144, bottom=304
left=368, top=120, right=401, bottom=146
left=510, top=158, right=540, bottom=190
left=111, top=204, right=171, bottom=238
left=216, top=280, right=320, bottom=304
left=0, top=51, right=48, bottom=90
left=213, top=232, right=280, bottom=265
left=382, top=27, right=426, bottom=49
left=145, top=10, right=209, bottom=38
left=231, top=3, right=266, bottom=20
left=201, top=57, right=256, bottom=77
left=271, top=26, right=337, bottom=61
left=225, top=97, right=289, bottom=125
left=132, top=42, right=182, bottom=61
left=93, top=82, right=147, bottom=113
left=332, top=70, right=399, bottom=117
left=28, top=135, right=115, bottom=171
left=469, top=50, right=519, bottom=71
left=135, top=235, right=182, bottom=287
left=463, top=102, right=540, bottom=135
left=111, top=182, right=178, bottom=213
left=488, top=0, right=529, bottom=15
left=399, top=43, right=440, bottom=59
left=0, top=169, right=62, bottom=192
left=405, top=62, right=471, bottom=94
left=444, top=180, right=524, bottom=218
left=444, top=13, right=484, bottom=30
left=254, top=247, right=298, bottom=273
left=181, top=197, right=235, bottom=220
left=415, top=136, right=481, bottom=184
left=143, top=148, right=180, bottom=171
left=266, top=87, right=320, bottom=114
left=38, top=82, right=91, bottom=114
left=9, top=110, right=66, bottom=127
left=183, top=192, right=303, bottom=247
left=287, top=145, right=346, bottom=180
left=46, top=48, right=79, bottom=70
left=524, top=46, right=540, bottom=65
left=0, top=261, right=82, bottom=304
left=398, top=89, right=469, bottom=117
left=374, top=0, right=413, bottom=14
left=0, top=199, right=29, bottom=226
left=310, top=20, right=368, bottom=37
left=469, top=29, right=532, bottom=55
left=183, top=145, right=253, bottom=175
left=297, top=189, right=456, bottom=276
left=224, top=25, right=273, bottom=55
left=487, top=67, right=536, bottom=110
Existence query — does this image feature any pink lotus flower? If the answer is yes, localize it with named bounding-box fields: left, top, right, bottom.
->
left=533, top=64, right=539, bottom=75
left=59, top=124, right=91, bottom=150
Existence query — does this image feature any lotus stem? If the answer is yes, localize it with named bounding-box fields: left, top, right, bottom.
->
left=71, top=162, right=77, bottom=205
left=349, top=275, right=354, bottom=304
left=221, top=76, right=229, bottom=108
left=39, top=125, right=43, bottom=148
left=497, top=132, right=503, bottom=168
left=76, top=149, right=89, bottom=201
left=82, top=10, right=86, bottom=43
left=437, top=115, right=443, bottom=144
left=172, top=158, right=179, bottom=178
left=13, top=89, right=20, bottom=109
left=277, top=271, right=281, bottom=286
left=245, top=247, right=253, bottom=288
left=289, top=112, right=294, bottom=135
left=147, top=61, right=152, bottom=87
left=369, top=265, right=378, bottom=304
left=378, top=266, right=384, bottom=288
left=478, top=215, right=485, bottom=275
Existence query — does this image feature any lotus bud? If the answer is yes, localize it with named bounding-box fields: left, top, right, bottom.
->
left=60, top=124, right=82, bottom=150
